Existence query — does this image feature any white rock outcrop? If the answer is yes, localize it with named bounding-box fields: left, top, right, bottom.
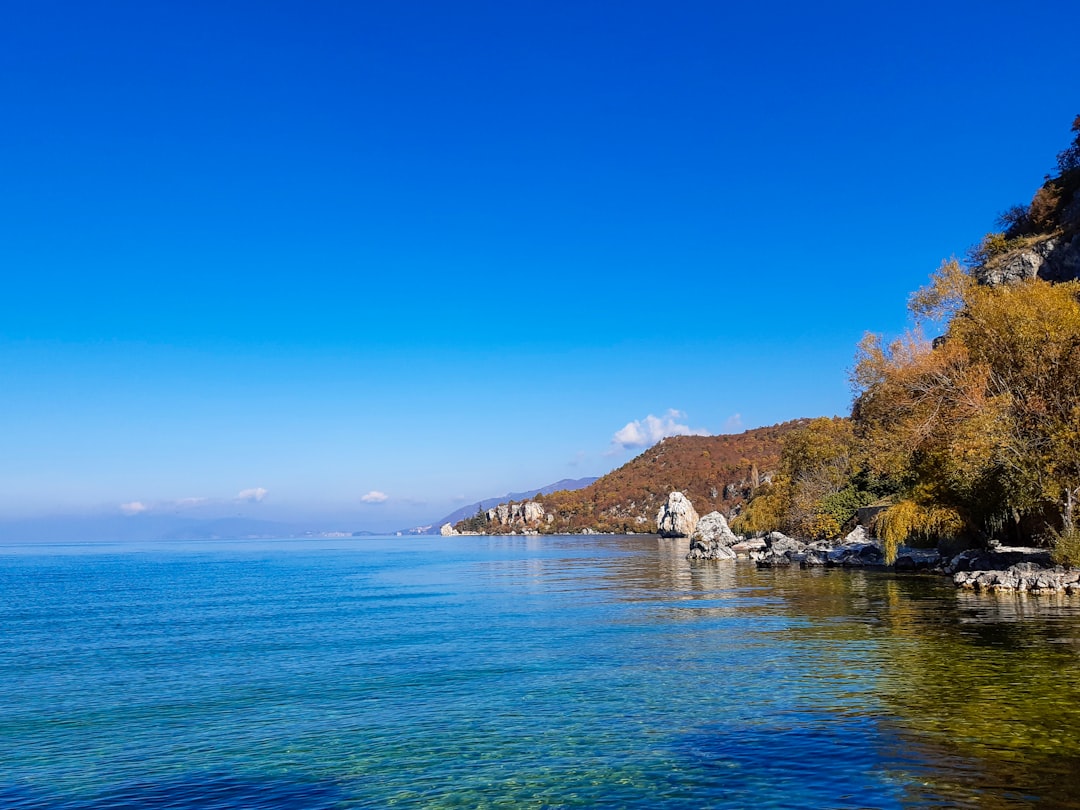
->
left=656, top=492, right=699, bottom=538
left=439, top=523, right=459, bottom=537
left=483, top=501, right=549, bottom=531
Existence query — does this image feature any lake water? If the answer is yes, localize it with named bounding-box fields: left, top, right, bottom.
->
left=3, top=533, right=1080, bottom=809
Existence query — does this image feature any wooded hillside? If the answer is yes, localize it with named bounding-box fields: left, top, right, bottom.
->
left=456, top=420, right=807, bottom=534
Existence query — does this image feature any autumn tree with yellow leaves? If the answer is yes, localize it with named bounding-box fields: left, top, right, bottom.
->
left=852, top=261, right=1080, bottom=559
left=736, top=115, right=1080, bottom=563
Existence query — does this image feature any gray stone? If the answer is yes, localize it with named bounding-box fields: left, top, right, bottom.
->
left=976, top=234, right=1080, bottom=286
left=687, top=539, right=736, bottom=561
left=826, top=542, right=886, bottom=567
left=954, top=560, right=1080, bottom=593
left=801, top=549, right=830, bottom=567
left=731, top=538, right=766, bottom=556
left=943, top=547, right=1053, bottom=575
left=752, top=532, right=807, bottom=567
left=893, top=547, right=942, bottom=571
left=687, top=511, right=740, bottom=561
left=694, top=511, right=740, bottom=546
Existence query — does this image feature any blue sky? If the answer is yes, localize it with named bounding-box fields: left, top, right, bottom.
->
left=2, top=0, right=1077, bottom=532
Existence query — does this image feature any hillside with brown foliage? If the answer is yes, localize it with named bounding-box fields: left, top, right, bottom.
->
left=456, top=420, right=808, bottom=534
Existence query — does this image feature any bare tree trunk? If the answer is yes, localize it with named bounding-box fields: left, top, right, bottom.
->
left=1065, top=487, right=1077, bottom=536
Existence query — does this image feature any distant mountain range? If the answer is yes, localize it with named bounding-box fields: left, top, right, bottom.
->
left=400, top=477, right=600, bottom=535
left=0, top=478, right=601, bottom=544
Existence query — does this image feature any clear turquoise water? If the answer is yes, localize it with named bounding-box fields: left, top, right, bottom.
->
left=3, top=534, right=1080, bottom=808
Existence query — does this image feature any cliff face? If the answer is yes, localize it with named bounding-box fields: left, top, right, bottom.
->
left=976, top=232, right=1080, bottom=286
left=975, top=119, right=1080, bottom=286
left=453, top=500, right=551, bottom=534
left=455, top=421, right=803, bottom=535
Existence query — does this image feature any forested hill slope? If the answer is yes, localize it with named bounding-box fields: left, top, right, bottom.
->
left=458, top=420, right=807, bottom=534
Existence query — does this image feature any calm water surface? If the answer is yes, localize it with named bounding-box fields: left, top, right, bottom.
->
left=3, top=534, right=1080, bottom=808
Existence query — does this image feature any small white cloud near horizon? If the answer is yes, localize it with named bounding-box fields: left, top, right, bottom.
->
left=723, top=413, right=744, bottom=432
left=610, top=409, right=709, bottom=451
left=235, top=487, right=268, bottom=503
left=120, top=501, right=148, bottom=516
left=172, top=497, right=208, bottom=509
left=361, top=490, right=389, bottom=504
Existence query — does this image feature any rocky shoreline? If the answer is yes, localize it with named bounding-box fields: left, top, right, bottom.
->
left=660, top=491, right=1078, bottom=595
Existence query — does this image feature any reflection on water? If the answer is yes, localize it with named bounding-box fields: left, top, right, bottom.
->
left=3, top=534, right=1080, bottom=808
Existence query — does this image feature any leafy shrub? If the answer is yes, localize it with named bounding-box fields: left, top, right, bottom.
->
left=817, top=487, right=876, bottom=530
left=803, top=512, right=841, bottom=540
left=966, top=232, right=1021, bottom=268
left=1052, top=527, right=1080, bottom=567
left=1028, top=183, right=1063, bottom=233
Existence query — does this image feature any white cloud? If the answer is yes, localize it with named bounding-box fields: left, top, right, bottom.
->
left=361, top=490, right=389, bottom=504
left=120, top=501, right=148, bottom=516
left=235, top=487, right=268, bottom=503
left=723, top=413, right=744, bottom=432
left=611, top=409, right=709, bottom=450
left=173, top=497, right=208, bottom=509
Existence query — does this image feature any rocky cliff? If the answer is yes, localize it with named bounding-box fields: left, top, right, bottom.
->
left=975, top=118, right=1080, bottom=286
left=454, top=500, right=552, bottom=534
left=976, top=232, right=1080, bottom=286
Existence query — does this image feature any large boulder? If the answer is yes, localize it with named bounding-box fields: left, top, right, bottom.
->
left=687, top=512, right=738, bottom=560
left=694, top=511, right=740, bottom=547
left=656, top=492, right=699, bottom=538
